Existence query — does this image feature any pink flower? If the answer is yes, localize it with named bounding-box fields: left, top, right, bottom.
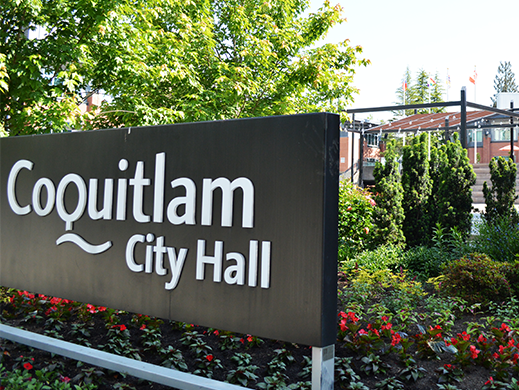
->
left=358, top=329, right=368, bottom=335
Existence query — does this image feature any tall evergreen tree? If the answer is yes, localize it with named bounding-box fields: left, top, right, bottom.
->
left=435, top=133, right=476, bottom=236
left=394, top=67, right=414, bottom=116
left=429, top=72, right=446, bottom=113
left=372, top=139, right=406, bottom=247
left=411, top=69, right=430, bottom=113
left=402, top=133, right=432, bottom=247
left=492, top=61, right=518, bottom=106
left=483, top=156, right=519, bottom=224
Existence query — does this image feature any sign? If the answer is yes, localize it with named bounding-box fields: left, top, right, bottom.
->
left=0, top=113, right=339, bottom=346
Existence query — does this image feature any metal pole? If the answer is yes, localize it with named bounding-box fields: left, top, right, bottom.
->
left=358, top=124, right=364, bottom=187
left=460, top=87, right=467, bottom=149
left=351, top=114, right=355, bottom=182
left=511, top=101, right=515, bottom=162
left=445, top=118, right=450, bottom=143
left=312, top=345, right=335, bottom=390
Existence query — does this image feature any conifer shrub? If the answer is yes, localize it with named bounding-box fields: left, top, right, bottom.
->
left=440, top=253, right=512, bottom=305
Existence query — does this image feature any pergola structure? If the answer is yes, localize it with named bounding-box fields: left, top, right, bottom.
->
left=345, top=87, right=519, bottom=187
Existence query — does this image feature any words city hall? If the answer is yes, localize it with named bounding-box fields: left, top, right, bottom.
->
left=6, top=152, right=272, bottom=291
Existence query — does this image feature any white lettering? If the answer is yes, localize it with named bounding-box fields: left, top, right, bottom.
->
left=261, top=241, right=271, bottom=289
left=116, top=159, right=128, bottom=221
left=145, top=233, right=155, bottom=273
left=153, top=235, right=168, bottom=276
left=248, top=240, right=258, bottom=287
left=153, top=152, right=165, bottom=223
left=7, top=159, right=33, bottom=215
left=166, top=178, right=196, bottom=225
left=32, top=177, right=55, bottom=216
left=224, top=252, right=245, bottom=285
left=196, top=239, right=223, bottom=282
left=201, top=177, right=254, bottom=228
left=88, top=178, right=113, bottom=220
left=165, top=246, right=188, bottom=290
left=125, top=234, right=145, bottom=272
left=56, top=173, right=87, bottom=231
left=129, top=161, right=151, bottom=223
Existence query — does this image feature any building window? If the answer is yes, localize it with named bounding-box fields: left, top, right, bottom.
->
left=365, top=134, right=379, bottom=148
left=468, top=129, right=483, bottom=143
left=492, top=128, right=518, bottom=141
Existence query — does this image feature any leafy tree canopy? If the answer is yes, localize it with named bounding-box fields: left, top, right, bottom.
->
left=1, top=0, right=369, bottom=135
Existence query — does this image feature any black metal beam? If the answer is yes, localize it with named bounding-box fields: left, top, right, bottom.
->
left=344, top=101, right=462, bottom=114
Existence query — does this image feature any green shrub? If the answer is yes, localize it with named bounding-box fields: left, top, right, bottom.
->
left=440, top=253, right=512, bottom=305
left=401, top=245, right=450, bottom=281
left=337, top=180, right=375, bottom=260
left=470, top=216, right=519, bottom=262
left=340, top=244, right=404, bottom=275
left=501, top=261, right=519, bottom=297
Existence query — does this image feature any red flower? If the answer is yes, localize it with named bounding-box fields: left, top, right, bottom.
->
left=484, top=377, right=494, bottom=385
left=60, top=376, right=71, bottom=383
left=247, top=336, right=253, bottom=342
left=98, top=306, right=107, bottom=312
left=381, top=323, right=392, bottom=331
left=470, top=345, right=480, bottom=359
left=500, top=323, right=511, bottom=332
left=391, top=333, right=401, bottom=346
left=358, top=329, right=368, bottom=335
left=493, top=352, right=500, bottom=359
left=112, top=324, right=126, bottom=331
left=477, top=334, right=487, bottom=343
left=206, top=355, right=214, bottom=362
left=457, top=331, right=470, bottom=341
left=140, top=325, right=146, bottom=330
left=23, top=362, right=33, bottom=370
left=213, top=330, right=219, bottom=336
left=381, top=316, right=389, bottom=322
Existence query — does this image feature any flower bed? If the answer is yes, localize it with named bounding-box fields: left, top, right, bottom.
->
left=1, top=280, right=519, bottom=390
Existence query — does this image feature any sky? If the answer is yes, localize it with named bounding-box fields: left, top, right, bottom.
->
left=307, top=0, right=519, bottom=123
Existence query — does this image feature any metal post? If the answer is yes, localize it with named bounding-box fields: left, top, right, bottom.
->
left=312, top=345, right=334, bottom=390
left=358, top=125, right=364, bottom=187
left=351, top=114, right=355, bottom=182
left=460, top=87, right=467, bottom=149
left=445, top=118, right=450, bottom=143
left=510, top=101, right=515, bottom=162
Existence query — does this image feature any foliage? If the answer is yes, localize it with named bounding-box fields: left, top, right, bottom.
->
left=492, top=61, right=518, bottom=106
left=337, top=180, right=376, bottom=260
left=372, top=139, right=406, bottom=248
left=483, top=156, right=519, bottom=225
left=432, top=133, right=476, bottom=237
left=401, top=133, right=432, bottom=247
left=440, top=253, right=512, bottom=305
left=470, top=216, right=519, bottom=263
left=1, top=0, right=369, bottom=135
left=394, top=68, right=444, bottom=116
left=400, top=245, right=450, bottom=281
left=341, top=244, right=404, bottom=275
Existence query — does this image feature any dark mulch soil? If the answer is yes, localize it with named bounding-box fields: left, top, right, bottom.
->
left=0, top=286, right=509, bottom=389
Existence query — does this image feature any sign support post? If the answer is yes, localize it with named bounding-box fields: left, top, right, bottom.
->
left=312, top=345, right=335, bottom=390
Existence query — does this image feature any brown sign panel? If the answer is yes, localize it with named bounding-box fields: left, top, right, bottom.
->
left=0, top=113, right=339, bottom=346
